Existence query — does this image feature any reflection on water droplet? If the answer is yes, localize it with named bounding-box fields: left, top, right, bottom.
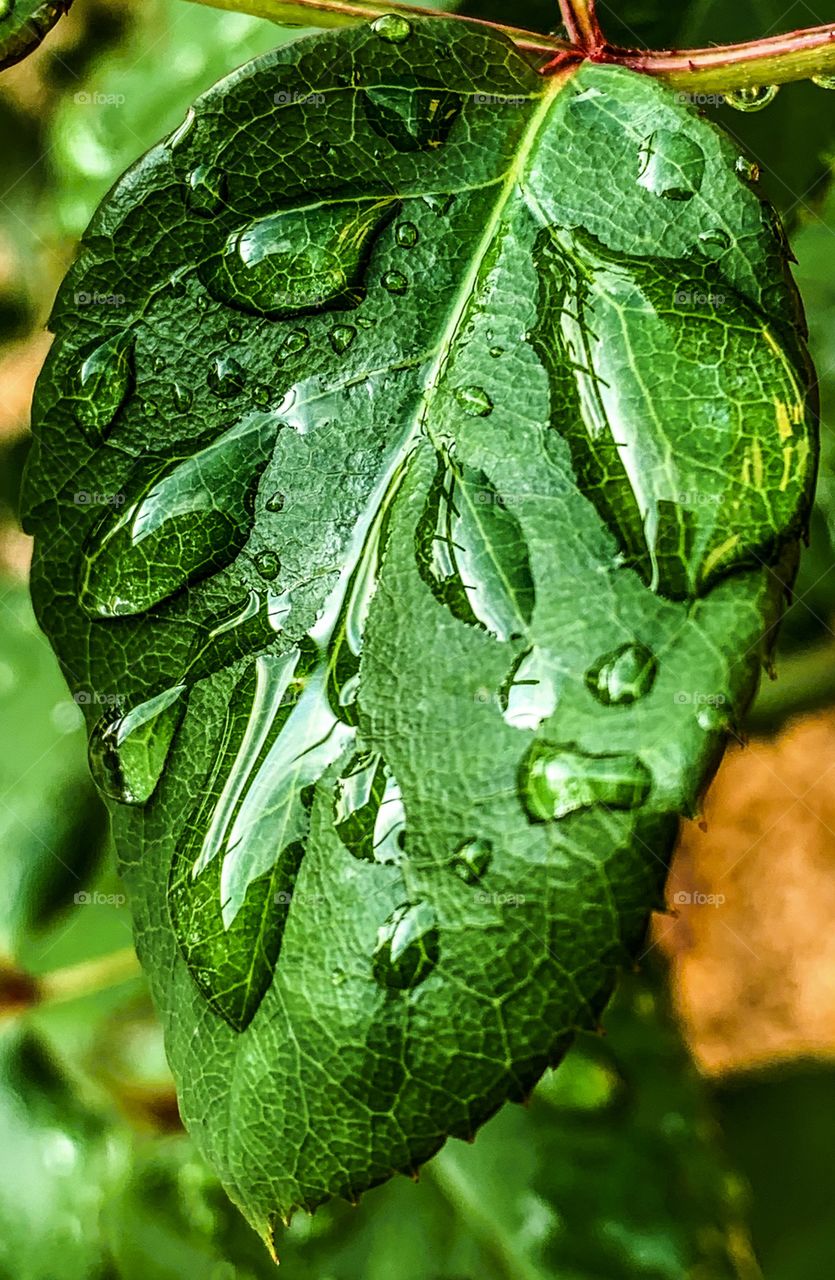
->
left=88, top=684, right=186, bottom=805
left=167, top=108, right=196, bottom=151
left=451, top=836, right=492, bottom=884
left=489, top=346, right=504, bottom=359
left=279, top=328, right=310, bottom=358
left=363, top=84, right=461, bottom=153
left=252, top=384, right=271, bottom=407
left=519, top=741, right=651, bottom=822
left=202, top=198, right=398, bottom=319
left=265, top=491, right=285, bottom=512
left=373, top=901, right=438, bottom=989
left=697, top=228, right=731, bottom=259
left=585, top=642, right=657, bottom=706
left=396, top=221, right=418, bottom=248
left=725, top=84, right=779, bottom=112
left=73, top=333, right=134, bottom=443
left=382, top=269, right=408, bottom=295
left=333, top=750, right=404, bottom=863
left=255, top=550, right=280, bottom=580
left=329, top=323, right=356, bottom=354
left=173, top=383, right=193, bottom=413
left=186, top=164, right=227, bottom=215
left=637, top=129, right=704, bottom=200
left=207, top=355, right=245, bottom=398
left=735, top=155, right=760, bottom=182
left=812, top=73, right=835, bottom=90
left=500, top=647, right=559, bottom=730
left=696, top=703, right=731, bottom=733
left=371, top=13, right=412, bottom=42
left=454, top=385, right=493, bottom=417
left=226, top=323, right=242, bottom=343
left=78, top=414, right=277, bottom=618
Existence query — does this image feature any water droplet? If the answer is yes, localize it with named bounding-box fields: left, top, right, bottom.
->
left=78, top=414, right=278, bottom=618
left=333, top=751, right=404, bottom=863
left=735, top=155, right=760, bottom=182
left=489, top=346, right=505, bottom=358
left=416, top=454, right=534, bottom=641
left=195, top=292, right=212, bottom=312
left=226, top=323, right=242, bottom=343
left=152, top=355, right=166, bottom=374
left=454, top=385, right=493, bottom=417
left=255, top=550, right=280, bottom=580
left=266, top=491, right=285, bottom=512
left=451, top=837, right=492, bottom=885
left=519, top=742, right=652, bottom=822
left=371, top=13, right=412, bottom=42
left=696, top=703, right=731, bottom=733
left=88, top=685, right=186, bottom=805
left=637, top=129, right=704, bottom=201
left=812, top=73, right=835, bottom=90
left=167, top=107, right=196, bottom=152
left=72, top=333, right=134, bottom=443
left=173, top=383, right=192, bottom=413
left=278, top=328, right=310, bottom=358
left=382, top=269, right=408, bottom=295
left=202, top=198, right=397, bottom=319
left=423, top=193, right=455, bottom=216
left=396, top=221, right=419, bottom=248
left=252, top=384, right=271, bottom=407
left=500, top=647, right=559, bottom=730
left=329, top=324, right=356, bottom=355
left=207, top=355, right=245, bottom=398
left=373, top=901, right=438, bottom=990
left=697, top=228, right=731, bottom=259
left=363, top=84, right=462, bottom=153
left=725, top=84, right=779, bottom=113
left=186, top=164, right=227, bottom=215
left=585, top=642, right=657, bottom=706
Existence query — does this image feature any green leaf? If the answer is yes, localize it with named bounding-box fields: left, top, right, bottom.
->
left=23, top=16, right=816, bottom=1232
left=0, top=0, right=72, bottom=71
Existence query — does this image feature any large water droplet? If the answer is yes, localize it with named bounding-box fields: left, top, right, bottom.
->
left=500, top=647, right=559, bottom=730
left=585, top=642, right=657, bottom=706
left=78, top=414, right=277, bottom=618
left=381, top=269, right=408, bottom=295
left=202, top=198, right=398, bottom=319
left=88, top=684, right=186, bottom=805
left=396, top=221, right=419, bottom=248
left=454, top=385, right=493, bottom=417
left=373, top=901, right=439, bottom=990
left=697, top=228, right=732, bottom=259
left=329, top=324, right=356, bottom=355
left=333, top=750, right=404, bottom=863
left=186, top=164, right=227, bottom=215
left=255, top=549, right=280, bottom=580
left=72, top=333, right=134, bottom=443
left=725, top=84, right=779, bottom=112
left=265, top=491, right=285, bottom=513
left=207, top=355, right=245, bottom=399
left=371, top=13, right=412, bottom=42
left=451, top=836, right=492, bottom=885
left=637, top=129, right=704, bottom=201
left=416, top=454, right=535, bottom=641
left=519, top=742, right=652, bottom=822
left=363, top=83, right=461, bottom=153
left=278, top=328, right=310, bottom=358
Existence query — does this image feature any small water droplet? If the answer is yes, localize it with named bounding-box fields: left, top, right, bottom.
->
left=637, top=129, right=704, bottom=201
left=266, top=491, right=285, bottom=513
left=329, top=324, right=356, bottom=354
left=519, top=742, right=652, bottom=822
left=250, top=384, right=269, bottom=407
left=585, top=642, right=657, bottom=706
left=195, top=292, right=212, bottom=312
left=152, top=355, right=166, bottom=373
left=278, top=329, right=310, bottom=358
left=396, top=221, right=419, bottom=248
left=186, top=164, right=227, bottom=215
left=88, top=685, right=186, bottom=805
left=697, top=228, right=732, bottom=259
left=696, top=703, right=731, bottom=733
left=207, top=355, right=245, bottom=398
left=167, top=107, right=196, bottom=152
left=812, top=73, right=835, bottom=90
left=382, top=269, right=408, bottom=295
left=373, top=901, right=438, bottom=990
left=371, top=13, right=412, bottom=42
left=331, top=966, right=347, bottom=986
left=725, top=84, right=779, bottom=113
left=489, top=346, right=505, bottom=358
left=451, top=837, right=492, bottom=885
left=73, top=333, right=135, bottom=443
left=255, top=550, right=280, bottom=580
left=78, top=415, right=278, bottom=618
left=173, top=383, right=192, bottom=413
left=226, top=323, right=242, bottom=343
left=454, top=385, right=493, bottom=417
left=735, top=155, right=760, bottom=182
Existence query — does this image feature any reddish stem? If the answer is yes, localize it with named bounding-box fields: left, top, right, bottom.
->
left=558, top=0, right=605, bottom=52
left=615, top=21, right=835, bottom=86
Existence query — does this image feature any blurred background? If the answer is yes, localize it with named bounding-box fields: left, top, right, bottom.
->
left=2, top=0, right=835, bottom=1275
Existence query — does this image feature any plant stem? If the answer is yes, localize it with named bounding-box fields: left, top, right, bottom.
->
left=558, top=0, right=603, bottom=51
left=615, top=22, right=835, bottom=91
left=37, top=947, right=142, bottom=1006
left=184, top=0, right=568, bottom=58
